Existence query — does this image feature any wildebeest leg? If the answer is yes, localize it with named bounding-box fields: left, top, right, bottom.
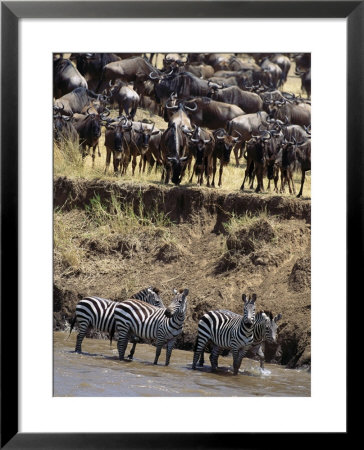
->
left=255, top=165, right=264, bottom=193
left=91, top=146, right=96, bottom=168
left=211, top=155, right=217, bottom=187
left=233, top=147, right=239, bottom=167
left=97, top=144, right=101, bottom=158
left=218, top=161, right=224, bottom=187
left=164, top=164, right=171, bottom=184
left=105, top=147, right=112, bottom=174
left=297, top=169, right=305, bottom=197
left=273, top=168, right=279, bottom=193
left=131, top=153, right=138, bottom=176
left=189, top=160, right=196, bottom=183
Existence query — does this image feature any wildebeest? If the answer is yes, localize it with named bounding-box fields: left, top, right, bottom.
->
left=69, top=53, right=121, bottom=92
left=104, top=117, right=133, bottom=174
left=106, top=80, right=140, bottom=119
left=181, top=97, right=245, bottom=130
left=53, top=110, right=78, bottom=146
left=54, top=87, right=101, bottom=116
left=73, top=108, right=110, bottom=166
left=226, top=111, right=269, bottom=166
left=211, top=129, right=241, bottom=187
left=152, top=71, right=217, bottom=106
left=264, top=98, right=311, bottom=127
left=270, top=54, right=291, bottom=85
left=240, top=131, right=272, bottom=193
left=279, top=138, right=311, bottom=197
left=228, top=56, right=261, bottom=72
left=207, top=84, right=263, bottom=114
left=131, top=121, right=161, bottom=174
left=184, top=126, right=214, bottom=186
left=160, top=102, right=193, bottom=185
left=258, top=58, right=283, bottom=88
left=295, top=67, right=311, bottom=98
left=97, top=56, right=162, bottom=94
left=53, top=57, right=88, bottom=99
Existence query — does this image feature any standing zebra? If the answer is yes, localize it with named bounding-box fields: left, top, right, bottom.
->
left=69, top=287, right=164, bottom=354
left=198, top=311, right=282, bottom=371
left=114, top=288, right=189, bottom=365
left=192, top=293, right=256, bottom=375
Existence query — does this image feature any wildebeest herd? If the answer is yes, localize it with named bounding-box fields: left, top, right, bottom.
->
left=53, top=52, right=311, bottom=196
left=69, top=286, right=282, bottom=375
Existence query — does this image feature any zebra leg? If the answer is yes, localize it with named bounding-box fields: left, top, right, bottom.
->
left=232, top=348, right=249, bottom=375
left=209, top=345, right=221, bottom=372
left=117, top=326, right=131, bottom=361
left=165, top=337, right=177, bottom=366
left=127, top=342, right=137, bottom=360
left=198, top=350, right=205, bottom=367
left=192, top=334, right=209, bottom=370
left=153, top=344, right=163, bottom=365
left=75, top=322, right=89, bottom=353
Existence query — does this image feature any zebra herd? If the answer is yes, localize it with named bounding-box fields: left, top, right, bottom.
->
left=69, top=286, right=282, bottom=375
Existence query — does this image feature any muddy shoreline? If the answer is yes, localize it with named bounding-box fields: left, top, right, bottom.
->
left=54, top=176, right=311, bottom=369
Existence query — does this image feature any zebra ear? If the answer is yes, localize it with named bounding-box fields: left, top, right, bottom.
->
left=251, top=294, right=257, bottom=303
left=173, top=288, right=178, bottom=294
left=182, top=288, right=189, bottom=297
left=242, top=294, right=247, bottom=302
left=274, top=313, right=282, bottom=322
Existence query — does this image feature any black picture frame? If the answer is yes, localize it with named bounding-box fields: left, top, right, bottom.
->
left=1, top=1, right=355, bottom=448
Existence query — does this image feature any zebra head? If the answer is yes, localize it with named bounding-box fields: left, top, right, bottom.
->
left=264, top=312, right=282, bottom=343
left=165, top=288, right=189, bottom=318
left=147, top=287, right=165, bottom=308
left=242, top=293, right=257, bottom=327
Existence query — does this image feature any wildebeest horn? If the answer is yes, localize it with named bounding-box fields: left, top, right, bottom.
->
left=190, top=137, right=199, bottom=143
left=204, top=136, right=213, bottom=144
left=180, top=156, right=188, bottom=162
left=100, top=108, right=110, bottom=119
left=149, top=71, right=160, bottom=80
left=184, top=102, right=197, bottom=111
left=166, top=101, right=178, bottom=110
left=304, top=125, right=311, bottom=135
left=181, top=125, right=193, bottom=135
left=167, top=157, right=178, bottom=162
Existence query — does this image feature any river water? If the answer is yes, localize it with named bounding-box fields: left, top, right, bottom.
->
left=53, top=332, right=310, bottom=397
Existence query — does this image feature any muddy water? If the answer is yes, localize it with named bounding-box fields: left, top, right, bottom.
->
left=54, top=332, right=310, bottom=397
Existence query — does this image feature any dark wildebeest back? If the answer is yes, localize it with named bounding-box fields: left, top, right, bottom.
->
left=53, top=57, right=88, bottom=99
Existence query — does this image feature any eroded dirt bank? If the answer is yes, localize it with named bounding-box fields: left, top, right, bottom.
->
left=54, top=176, right=311, bottom=369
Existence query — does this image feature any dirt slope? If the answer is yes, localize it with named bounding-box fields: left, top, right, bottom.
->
left=53, top=176, right=311, bottom=369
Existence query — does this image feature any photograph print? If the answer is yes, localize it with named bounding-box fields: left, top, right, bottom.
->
left=53, top=52, right=311, bottom=397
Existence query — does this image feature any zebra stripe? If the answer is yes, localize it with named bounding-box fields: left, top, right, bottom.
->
left=115, top=288, right=188, bottom=365
left=69, top=287, right=163, bottom=353
left=198, top=311, right=282, bottom=371
left=192, top=293, right=256, bottom=375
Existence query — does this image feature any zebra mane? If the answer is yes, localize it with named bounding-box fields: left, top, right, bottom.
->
left=257, top=310, right=273, bottom=320
left=149, top=286, right=160, bottom=295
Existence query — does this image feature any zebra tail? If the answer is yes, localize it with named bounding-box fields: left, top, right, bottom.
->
left=67, top=316, right=77, bottom=340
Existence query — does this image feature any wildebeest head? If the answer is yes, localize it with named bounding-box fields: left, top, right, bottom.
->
left=134, top=122, right=160, bottom=154
left=185, top=126, right=213, bottom=164
left=53, top=107, right=75, bottom=143
left=214, top=128, right=240, bottom=163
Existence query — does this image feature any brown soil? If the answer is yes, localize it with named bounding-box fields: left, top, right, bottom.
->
left=54, top=176, right=311, bottom=369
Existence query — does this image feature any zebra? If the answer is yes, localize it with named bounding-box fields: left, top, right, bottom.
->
left=197, top=311, right=282, bottom=372
left=114, top=288, right=189, bottom=365
left=192, top=293, right=256, bottom=375
left=69, top=287, right=164, bottom=354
